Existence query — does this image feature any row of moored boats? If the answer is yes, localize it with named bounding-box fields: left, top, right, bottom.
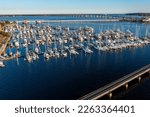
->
left=0, top=21, right=150, bottom=67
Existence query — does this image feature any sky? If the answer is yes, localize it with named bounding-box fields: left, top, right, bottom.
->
left=0, top=0, right=150, bottom=14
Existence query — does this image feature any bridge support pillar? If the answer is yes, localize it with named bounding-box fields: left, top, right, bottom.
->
left=125, top=83, right=128, bottom=89
left=138, top=77, right=141, bottom=82
left=108, top=92, right=112, bottom=99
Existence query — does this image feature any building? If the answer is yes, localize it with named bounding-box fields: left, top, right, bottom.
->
left=142, top=17, right=150, bottom=22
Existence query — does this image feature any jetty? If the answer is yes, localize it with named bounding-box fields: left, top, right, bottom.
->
left=79, top=64, right=150, bottom=100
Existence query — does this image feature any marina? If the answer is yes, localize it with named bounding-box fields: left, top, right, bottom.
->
left=1, top=18, right=150, bottom=66
left=0, top=15, right=150, bottom=100
left=1, top=2, right=150, bottom=117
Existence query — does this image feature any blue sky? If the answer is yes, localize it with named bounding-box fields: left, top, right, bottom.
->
left=0, top=0, right=150, bottom=14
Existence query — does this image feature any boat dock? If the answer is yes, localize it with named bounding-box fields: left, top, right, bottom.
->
left=79, top=64, right=150, bottom=100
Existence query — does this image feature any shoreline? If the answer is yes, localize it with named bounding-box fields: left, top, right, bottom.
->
left=0, top=33, right=11, bottom=56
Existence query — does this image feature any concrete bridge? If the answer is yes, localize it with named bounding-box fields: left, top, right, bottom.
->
left=79, top=64, right=150, bottom=100
left=16, top=19, right=120, bottom=23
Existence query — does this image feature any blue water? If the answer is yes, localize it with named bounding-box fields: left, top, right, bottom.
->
left=0, top=15, right=150, bottom=100
left=0, top=14, right=141, bottom=21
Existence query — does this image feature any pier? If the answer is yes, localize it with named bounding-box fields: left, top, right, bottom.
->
left=79, top=64, right=150, bottom=100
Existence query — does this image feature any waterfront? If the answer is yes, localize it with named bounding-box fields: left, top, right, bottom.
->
left=0, top=15, right=150, bottom=100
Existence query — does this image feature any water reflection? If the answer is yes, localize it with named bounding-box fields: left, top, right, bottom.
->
left=0, top=16, right=150, bottom=99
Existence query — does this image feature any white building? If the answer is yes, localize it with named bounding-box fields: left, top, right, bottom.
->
left=142, top=17, right=150, bottom=22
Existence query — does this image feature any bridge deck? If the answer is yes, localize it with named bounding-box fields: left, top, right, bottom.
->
left=16, top=19, right=119, bottom=23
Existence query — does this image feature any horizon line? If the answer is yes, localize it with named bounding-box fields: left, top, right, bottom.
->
left=0, top=13, right=149, bottom=16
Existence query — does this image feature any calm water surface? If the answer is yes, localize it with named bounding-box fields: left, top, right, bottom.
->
left=0, top=15, right=150, bottom=100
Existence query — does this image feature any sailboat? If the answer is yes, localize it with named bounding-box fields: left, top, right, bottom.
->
left=25, top=45, right=32, bottom=63
left=83, top=38, right=93, bottom=54
left=0, top=60, right=5, bottom=67
left=43, top=39, right=50, bottom=60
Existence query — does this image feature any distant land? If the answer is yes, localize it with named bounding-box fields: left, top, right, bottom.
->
left=126, top=13, right=150, bottom=16
left=0, top=13, right=149, bottom=17
left=0, top=14, right=119, bottom=16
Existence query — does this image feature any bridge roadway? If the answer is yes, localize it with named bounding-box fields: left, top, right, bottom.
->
left=16, top=19, right=119, bottom=23
left=79, top=64, right=150, bottom=100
